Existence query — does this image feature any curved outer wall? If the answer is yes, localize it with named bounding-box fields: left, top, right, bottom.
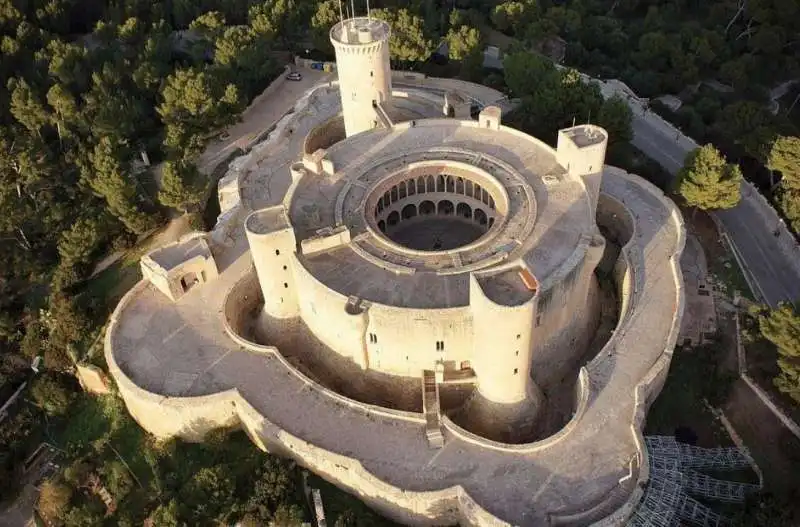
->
left=331, top=18, right=392, bottom=137
left=528, top=238, right=605, bottom=389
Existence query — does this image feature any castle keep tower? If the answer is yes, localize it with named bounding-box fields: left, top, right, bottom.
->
left=330, top=16, right=392, bottom=137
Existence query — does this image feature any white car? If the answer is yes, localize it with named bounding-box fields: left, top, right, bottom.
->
left=286, top=72, right=303, bottom=81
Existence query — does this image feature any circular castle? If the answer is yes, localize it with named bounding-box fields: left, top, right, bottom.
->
left=106, top=13, right=686, bottom=526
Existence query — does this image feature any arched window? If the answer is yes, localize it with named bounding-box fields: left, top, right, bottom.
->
left=378, top=220, right=386, bottom=232
left=474, top=184, right=482, bottom=200
left=387, top=211, right=400, bottom=226
left=456, top=177, right=464, bottom=194
left=438, top=200, right=454, bottom=215
left=401, top=203, right=417, bottom=220
left=488, top=195, right=495, bottom=210
left=383, top=192, right=390, bottom=208
left=456, top=202, right=472, bottom=219
left=445, top=176, right=455, bottom=193
left=419, top=200, right=435, bottom=215
left=437, top=175, right=445, bottom=192
left=488, top=217, right=495, bottom=228
left=426, top=175, right=435, bottom=193
left=474, top=208, right=488, bottom=226
left=465, top=180, right=473, bottom=196
left=390, top=186, right=398, bottom=203
left=399, top=181, right=407, bottom=199
left=407, top=179, right=415, bottom=196
left=482, top=189, right=489, bottom=205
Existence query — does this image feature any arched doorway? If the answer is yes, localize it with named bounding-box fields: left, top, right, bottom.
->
left=474, top=208, right=488, bottom=226
left=456, top=202, right=472, bottom=219
left=438, top=200, right=454, bottom=215
left=401, top=203, right=417, bottom=220
left=419, top=200, right=435, bottom=215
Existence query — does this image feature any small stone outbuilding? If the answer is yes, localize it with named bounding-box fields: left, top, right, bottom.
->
left=141, top=236, right=218, bottom=302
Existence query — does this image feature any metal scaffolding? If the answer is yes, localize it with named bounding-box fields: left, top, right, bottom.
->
left=644, top=436, right=752, bottom=471
left=628, top=436, right=761, bottom=526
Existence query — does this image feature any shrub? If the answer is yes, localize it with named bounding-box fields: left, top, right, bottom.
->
left=38, top=478, right=73, bottom=524
left=148, top=500, right=180, bottom=526
left=30, top=374, right=74, bottom=416
left=64, top=501, right=105, bottom=527
left=100, top=460, right=134, bottom=499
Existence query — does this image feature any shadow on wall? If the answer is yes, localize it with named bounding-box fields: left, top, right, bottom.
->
left=249, top=311, right=475, bottom=414
left=223, top=192, right=637, bottom=446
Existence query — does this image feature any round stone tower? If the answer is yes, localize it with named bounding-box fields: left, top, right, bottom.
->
left=330, top=16, right=392, bottom=137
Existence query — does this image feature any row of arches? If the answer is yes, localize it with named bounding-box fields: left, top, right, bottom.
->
left=376, top=200, right=493, bottom=233
left=374, top=174, right=496, bottom=218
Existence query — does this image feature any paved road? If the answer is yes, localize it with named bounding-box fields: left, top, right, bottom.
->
left=716, top=205, right=800, bottom=305
left=630, top=113, right=687, bottom=174
left=630, top=111, right=800, bottom=306
left=199, top=68, right=333, bottom=173
left=477, top=42, right=800, bottom=306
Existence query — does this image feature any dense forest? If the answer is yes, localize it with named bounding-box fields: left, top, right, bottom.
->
left=0, top=0, right=292, bottom=381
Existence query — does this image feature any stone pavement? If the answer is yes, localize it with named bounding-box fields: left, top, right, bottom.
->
left=199, top=68, right=333, bottom=173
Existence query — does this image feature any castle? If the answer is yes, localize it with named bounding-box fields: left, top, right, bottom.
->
left=106, top=13, right=686, bottom=525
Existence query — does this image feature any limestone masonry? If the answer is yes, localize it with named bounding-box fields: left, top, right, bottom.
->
left=106, top=13, right=686, bottom=526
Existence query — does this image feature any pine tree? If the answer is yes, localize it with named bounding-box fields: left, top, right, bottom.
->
left=769, top=135, right=800, bottom=190
left=158, top=160, right=208, bottom=213
left=759, top=303, right=800, bottom=403
left=677, top=144, right=742, bottom=211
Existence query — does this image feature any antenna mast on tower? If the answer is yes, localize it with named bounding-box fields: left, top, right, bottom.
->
left=366, top=0, right=371, bottom=20
left=338, top=0, right=343, bottom=23
left=350, top=0, right=355, bottom=19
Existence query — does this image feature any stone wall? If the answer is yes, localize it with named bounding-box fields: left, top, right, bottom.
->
left=591, top=169, right=687, bottom=526
left=304, top=116, right=346, bottom=156
left=106, top=282, right=241, bottom=440
left=441, top=368, right=591, bottom=454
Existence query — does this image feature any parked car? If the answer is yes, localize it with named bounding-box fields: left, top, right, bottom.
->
left=286, top=72, right=302, bottom=81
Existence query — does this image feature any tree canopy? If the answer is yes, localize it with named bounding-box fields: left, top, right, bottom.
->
left=371, top=9, right=434, bottom=67
left=503, top=52, right=633, bottom=147
left=760, top=303, right=800, bottom=403
left=769, top=136, right=800, bottom=188
left=158, top=160, right=208, bottom=213
left=677, top=144, right=743, bottom=211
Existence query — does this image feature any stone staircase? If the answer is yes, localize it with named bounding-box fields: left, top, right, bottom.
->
left=373, top=101, right=394, bottom=129
left=422, top=370, right=443, bottom=448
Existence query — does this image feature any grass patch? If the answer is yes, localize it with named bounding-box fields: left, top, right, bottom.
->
left=82, top=246, right=146, bottom=312
left=707, top=249, right=755, bottom=301
left=646, top=343, right=736, bottom=446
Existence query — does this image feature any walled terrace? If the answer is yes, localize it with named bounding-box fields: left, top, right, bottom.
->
left=106, top=79, right=684, bottom=525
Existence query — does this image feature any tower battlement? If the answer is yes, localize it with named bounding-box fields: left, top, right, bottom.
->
left=331, top=17, right=392, bottom=137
